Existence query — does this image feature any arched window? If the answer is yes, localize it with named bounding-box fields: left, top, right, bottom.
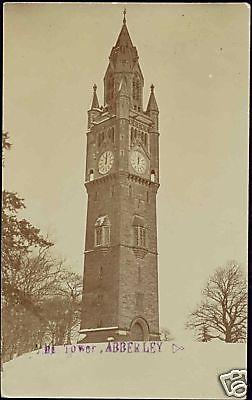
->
left=151, top=170, right=155, bottom=182
left=133, top=216, right=146, bottom=248
left=95, top=215, right=111, bottom=247
left=133, top=77, right=141, bottom=102
left=136, top=80, right=140, bottom=101
left=133, top=80, right=136, bottom=100
left=89, top=169, right=94, bottom=181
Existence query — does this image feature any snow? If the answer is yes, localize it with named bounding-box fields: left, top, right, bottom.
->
left=2, top=341, right=246, bottom=398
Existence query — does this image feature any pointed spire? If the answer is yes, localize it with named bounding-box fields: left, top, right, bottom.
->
left=110, top=9, right=135, bottom=60
left=91, top=84, right=99, bottom=109
left=114, top=20, right=133, bottom=49
left=146, top=84, right=159, bottom=113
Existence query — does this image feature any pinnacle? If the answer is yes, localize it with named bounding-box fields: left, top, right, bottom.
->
left=91, top=84, right=99, bottom=109
left=146, top=84, right=159, bottom=113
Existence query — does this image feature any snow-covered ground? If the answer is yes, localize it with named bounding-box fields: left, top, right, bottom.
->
left=2, top=341, right=246, bottom=398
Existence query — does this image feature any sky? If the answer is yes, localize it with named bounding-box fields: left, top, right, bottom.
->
left=3, top=3, right=249, bottom=340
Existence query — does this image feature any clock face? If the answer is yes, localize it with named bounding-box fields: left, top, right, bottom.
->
left=130, top=150, right=147, bottom=174
left=98, top=150, right=114, bottom=175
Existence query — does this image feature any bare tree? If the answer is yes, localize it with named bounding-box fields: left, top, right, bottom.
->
left=43, top=271, right=83, bottom=345
left=186, top=262, right=247, bottom=343
left=196, top=323, right=211, bottom=342
left=58, top=271, right=83, bottom=344
left=1, top=249, right=65, bottom=361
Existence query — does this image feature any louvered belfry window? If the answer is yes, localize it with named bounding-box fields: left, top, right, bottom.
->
left=133, top=215, right=146, bottom=248
left=95, top=216, right=111, bottom=246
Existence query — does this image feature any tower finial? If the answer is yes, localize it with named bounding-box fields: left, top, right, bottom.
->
left=123, top=8, right=126, bottom=24
left=150, top=84, right=154, bottom=93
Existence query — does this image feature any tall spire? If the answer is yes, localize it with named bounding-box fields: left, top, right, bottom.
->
left=104, top=10, right=144, bottom=111
left=109, top=9, right=137, bottom=66
left=146, top=84, right=159, bottom=113
left=91, top=84, right=99, bottom=109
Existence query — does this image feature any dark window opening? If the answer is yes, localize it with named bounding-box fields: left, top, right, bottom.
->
left=89, top=169, right=94, bottom=181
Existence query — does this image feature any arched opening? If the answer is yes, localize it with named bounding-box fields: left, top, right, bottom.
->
left=130, top=317, right=149, bottom=341
left=131, top=323, right=144, bottom=341
left=150, top=170, right=155, bottom=182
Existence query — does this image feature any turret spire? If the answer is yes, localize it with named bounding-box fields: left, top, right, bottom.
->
left=91, top=84, right=99, bottom=109
left=146, top=84, right=159, bottom=113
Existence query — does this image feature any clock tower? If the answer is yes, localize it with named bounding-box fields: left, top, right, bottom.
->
left=79, top=11, right=160, bottom=342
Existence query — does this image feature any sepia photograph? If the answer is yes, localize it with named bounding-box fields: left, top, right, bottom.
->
left=2, top=2, right=249, bottom=398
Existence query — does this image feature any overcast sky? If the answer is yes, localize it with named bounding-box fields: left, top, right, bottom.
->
left=3, top=3, right=249, bottom=340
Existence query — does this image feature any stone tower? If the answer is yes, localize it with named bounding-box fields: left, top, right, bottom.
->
left=79, top=11, right=160, bottom=342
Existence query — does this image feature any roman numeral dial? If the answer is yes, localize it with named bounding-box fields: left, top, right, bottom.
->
left=130, top=150, right=147, bottom=174
left=98, top=150, right=114, bottom=175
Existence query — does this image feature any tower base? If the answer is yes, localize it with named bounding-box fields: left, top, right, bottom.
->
left=78, top=326, right=160, bottom=343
